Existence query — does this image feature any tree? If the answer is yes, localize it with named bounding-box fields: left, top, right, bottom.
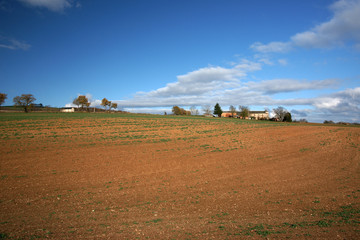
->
left=111, top=102, right=118, bottom=111
left=283, top=112, right=292, bottom=122
left=73, top=98, right=80, bottom=109
left=190, top=106, right=199, bottom=115
left=181, top=108, right=187, bottom=115
left=172, top=106, right=189, bottom=115
left=273, top=106, right=287, bottom=122
left=75, top=95, right=89, bottom=111
left=85, top=102, right=91, bottom=112
left=101, top=98, right=111, bottom=111
left=13, top=94, right=36, bottom=113
left=0, top=93, right=7, bottom=109
left=239, top=105, right=249, bottom=119
left=229, top=105, right=236, bottom=117
left=213, top=103, right=223, bottom=117
left=202, top=105, right=212, bottom=115
left=172, top=106, right=181, bottom=115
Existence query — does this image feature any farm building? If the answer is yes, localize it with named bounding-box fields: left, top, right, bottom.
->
left=221, top=112, right=236, bottom=118
left=249, top=110, right=269, bottom=120
left=221, top=110, right=269, bottom=120
left=60, top=107, right=75, bottom=113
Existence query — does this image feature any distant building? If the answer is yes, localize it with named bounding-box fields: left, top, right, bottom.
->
left=221, top=110, right=269, bottom=120
left=222, top=112, right=236, bottom=118
left=249, top=110, right=269, bottom=120
left=61, top=107, right=75, bottom=113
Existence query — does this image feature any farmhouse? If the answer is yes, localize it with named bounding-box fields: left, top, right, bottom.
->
left=221, top=110, right=269, bottom=120
left=221, top=112, right=236, bottom=118
left=60, top=107, right=75, bottom=113
left=249, top=110, right=269, bottom=120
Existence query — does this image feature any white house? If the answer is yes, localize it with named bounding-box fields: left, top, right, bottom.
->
left=60, top=107, right=75, bottom=113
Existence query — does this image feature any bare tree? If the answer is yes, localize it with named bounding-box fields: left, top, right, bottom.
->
left=0, top=93, right=7, bottom=109
left=201, top=105, right=212, bottom=115
left=273, top=106, right=287, bottom=122
left=229, top=105, right=236, bottom=117
left=190, top=106, right=198, bottom=115
left=13, top=94, right=36, bottom=113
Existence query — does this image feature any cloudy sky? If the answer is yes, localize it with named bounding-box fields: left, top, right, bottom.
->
left=1, top=0, right=359, bottom=122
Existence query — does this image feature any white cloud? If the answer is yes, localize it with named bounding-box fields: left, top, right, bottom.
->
left=234, top=59, right=262, bottom=72
left=144, top=59, right=260, bottom=98
left=18, top=0, right=72, bottom=12
left=293, top=0, right=360, bottom=48
left=314, top=87, right=360, bottom=111
left=0, top=37, right=31, bottom=50
left=278, top=59, right=288, bottom=66
left=245, top=79, right=337, bottom=94
left=269, top=87, right=360, bottom=122
left=251, top=0, right=360, bottom=52
left=291, top=109, right=311, bottom=118
left=313, top=97, right=342, bottom=109
left=148, top=67, right=241, bottom=97
left=301, top=87, right=360, bottom=122
left=112, top=60, right=261, bottom=108
left=258, top=58, right=273, bottom=65
left=109, top=76, right=338, bottom=109
left=250, top=41, right=292, bottom=53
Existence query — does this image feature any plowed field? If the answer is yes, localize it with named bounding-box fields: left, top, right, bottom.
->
left=1, top=113, right=359, bottom=239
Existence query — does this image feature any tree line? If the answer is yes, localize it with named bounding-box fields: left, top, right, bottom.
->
left=172, top=103, right=293, bottom=122
left=0, top=92, right=302, bottom=123
left=1, top=92, right=290, bottom=122
left=72, top=96, right=117, bottom=112
left=0, top=93, right=119, bottom=113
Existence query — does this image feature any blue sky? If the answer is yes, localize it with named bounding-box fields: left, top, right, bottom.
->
left=1, top=0, right=359, bottom=122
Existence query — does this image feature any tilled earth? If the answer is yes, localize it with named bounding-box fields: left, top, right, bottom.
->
left=0, top=114, right=359, bottom=239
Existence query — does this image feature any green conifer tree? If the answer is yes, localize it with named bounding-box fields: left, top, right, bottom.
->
left=213, top=103, right=223, bottom=117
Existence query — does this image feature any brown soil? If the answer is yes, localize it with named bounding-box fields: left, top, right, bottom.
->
left=0, top=115, right=359, bottom=239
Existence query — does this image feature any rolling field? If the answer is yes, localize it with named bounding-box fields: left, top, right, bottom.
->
left=0, top=113, right=359, bottom=239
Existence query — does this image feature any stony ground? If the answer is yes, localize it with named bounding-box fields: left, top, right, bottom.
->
left=0, top=113, right=359, bottom=239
